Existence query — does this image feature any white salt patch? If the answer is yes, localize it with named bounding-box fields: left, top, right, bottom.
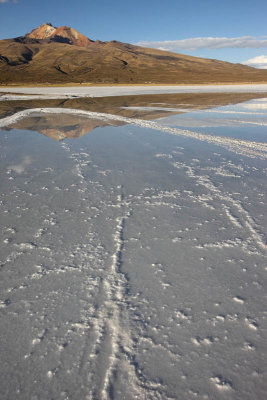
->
left=6, top=228, right=16, bottom=234
left=15, top=243, right=36, bottom=250
left=243, top=342, right=255, bottom=351
left=155, top=153, right=173, bottom=159
left=30, top=273, right=42, bottom=280
left=245, top=317, right=258, bottom=330
left=223, top=207, right=242, bottom=228
left=210, top=376, right=233, bottom=391
left=233, top=296, right=245, bottom=304
left=39, top=247, right=51, bottom=251
left=192, top=336, right=216, bottom=346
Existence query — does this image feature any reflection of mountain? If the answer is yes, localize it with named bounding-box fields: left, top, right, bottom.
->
left=2, top=92, right=267, bottom=140
left=7, top=114, right=123, bottom=141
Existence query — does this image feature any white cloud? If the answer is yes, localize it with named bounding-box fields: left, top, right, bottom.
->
left=7, top=156, right=32, bottom=174
left=242, top=55, right=267, bottom=69
left=136, top=36, right=267, bottom=52
left=242, top=102, right=267, bottom=110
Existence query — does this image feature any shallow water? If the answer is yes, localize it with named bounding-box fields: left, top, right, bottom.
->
left=0, top=93, right=266, bottom=400
left=134, top=97, right=267, bottom=142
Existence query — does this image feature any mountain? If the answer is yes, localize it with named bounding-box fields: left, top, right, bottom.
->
left=1, top=23, right=267, bottom=85
left=25, top=23, right=94, bottom=47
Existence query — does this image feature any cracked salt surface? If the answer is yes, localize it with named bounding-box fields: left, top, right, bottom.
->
left=0, top=96, right=266, bottom=400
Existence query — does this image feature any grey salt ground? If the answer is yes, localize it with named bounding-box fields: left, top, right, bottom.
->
left=0, top=98, right=266, bottom=399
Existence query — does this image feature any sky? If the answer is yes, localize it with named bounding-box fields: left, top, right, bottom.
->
left=1, top=0, right=267, bottom=68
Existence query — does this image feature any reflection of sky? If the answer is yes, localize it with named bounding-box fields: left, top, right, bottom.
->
left=1, top=96, right=267, bottom=146
left=158, top=114, right=267, bottom=128
left=155, top=98, right=267, bottom=142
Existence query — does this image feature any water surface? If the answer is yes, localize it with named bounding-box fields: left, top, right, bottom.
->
left=0, top=93, right=266, bottom=400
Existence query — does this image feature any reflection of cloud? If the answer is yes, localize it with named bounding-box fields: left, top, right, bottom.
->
left=8, top=156, right=32, bottom=174
left=158, top=114, right=267, bottom=128
left=136, top=36, right=267, bottom=51
left=247, top=98, right=267, bottom=102
left=242, top=55, right=267, bottom=69
left=157, top=115, right=237, bottom=128
left=0, top=0, right=18, bottom=3
left=241, top=103, right=267, bottom=110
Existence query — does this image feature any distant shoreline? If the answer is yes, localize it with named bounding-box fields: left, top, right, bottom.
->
left=1, top=82, right=267, bottom=89
left=1, top=84, right=267, bottom=100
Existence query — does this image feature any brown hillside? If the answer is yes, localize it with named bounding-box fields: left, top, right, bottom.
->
left=1, top=23, right=267, bottom=85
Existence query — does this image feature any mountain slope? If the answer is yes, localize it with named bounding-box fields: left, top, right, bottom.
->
left=1, top=23, right=267, bottom=85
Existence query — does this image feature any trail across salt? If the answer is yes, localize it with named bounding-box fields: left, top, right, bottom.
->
left=1, top=107, right=266, bottom=159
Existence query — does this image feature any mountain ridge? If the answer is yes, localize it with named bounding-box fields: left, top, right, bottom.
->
left=1, top=23, right=267, bottom=85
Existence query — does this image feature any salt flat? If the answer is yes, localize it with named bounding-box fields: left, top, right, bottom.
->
left=1, top=84, right=267, bottom=101
left=0, top=94, right=266, bottom=400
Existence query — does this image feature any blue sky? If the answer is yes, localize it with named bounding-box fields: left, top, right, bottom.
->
left=1, top=0, right=267, bottom=67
